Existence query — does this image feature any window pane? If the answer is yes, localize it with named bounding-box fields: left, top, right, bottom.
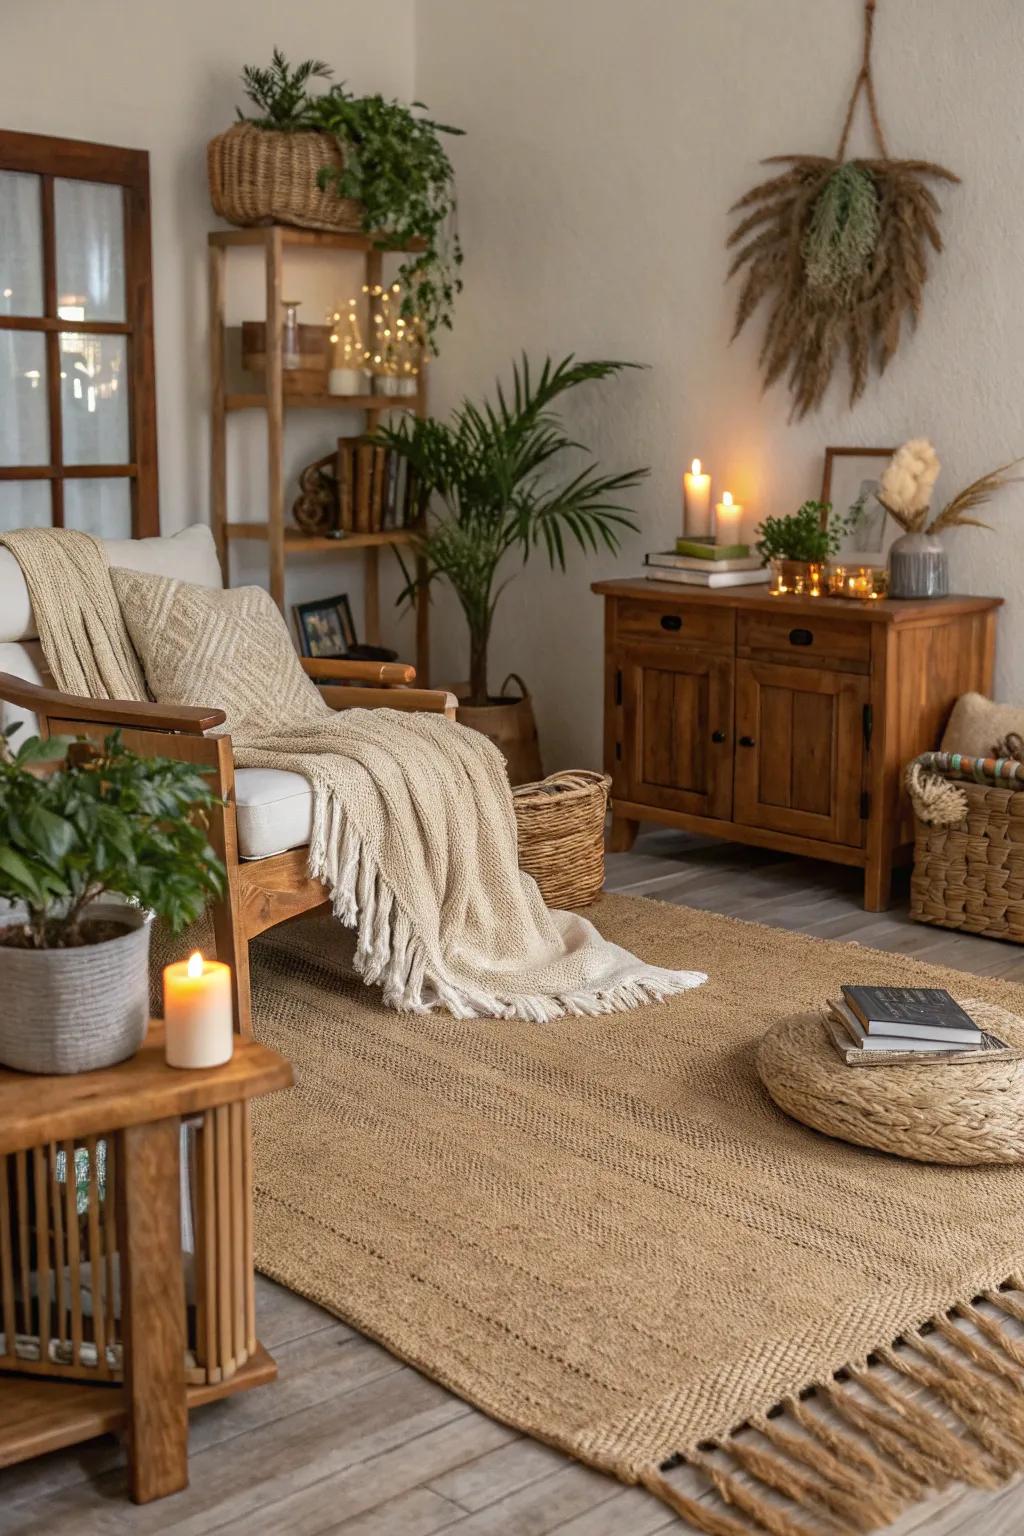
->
left=0, top=479, right=51, bottom=531
left=55, top=179, right=125, bottom=323
left=0, top=330, right=49, bottom=465
left=0, top=172, right=44, bottom=316
left=63, top=476, right=132, bottom=538
left=60, top=333, right=129, bottom=464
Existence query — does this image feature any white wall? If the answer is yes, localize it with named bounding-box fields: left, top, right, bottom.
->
left=415, top=0, right=1024, bottom=770
left=1, top=0, right=417, bottom=634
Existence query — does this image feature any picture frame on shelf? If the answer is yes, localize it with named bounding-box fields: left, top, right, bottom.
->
left=821, top=446, right=898, bottom=561
left=293, top=594, right=358, bottom=659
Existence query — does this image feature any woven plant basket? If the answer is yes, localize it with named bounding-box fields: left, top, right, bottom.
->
left=512, top=770, right=611, bottom=910
left=207, top=123, right=363, bottom=233
left=909, top=751, right=1024, bottom=943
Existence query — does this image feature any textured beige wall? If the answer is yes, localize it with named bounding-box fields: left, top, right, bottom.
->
left=415, top=0, right=1024, bottom=769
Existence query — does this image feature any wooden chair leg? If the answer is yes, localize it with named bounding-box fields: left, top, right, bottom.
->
left=212, top=892, right=252, bottom=1038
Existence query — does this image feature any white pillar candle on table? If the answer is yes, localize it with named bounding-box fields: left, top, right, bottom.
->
left=683, top=459, right=712, bottom=537
left=714, top=490, right=744, bottom=542
left=163, top=952, right=233, bottom=1069
left=328, top=367, right=369, bottom=396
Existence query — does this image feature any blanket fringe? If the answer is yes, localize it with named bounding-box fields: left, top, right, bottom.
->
left=638, top=1282, right=1024, bottom=1534
left=308, top=796, right=705, bottom=1020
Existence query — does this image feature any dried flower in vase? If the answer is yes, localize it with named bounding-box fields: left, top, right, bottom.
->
left=877, top=439, right=941, bottom=533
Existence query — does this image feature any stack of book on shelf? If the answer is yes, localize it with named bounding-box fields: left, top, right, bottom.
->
left=823, top=985, right=1017, bottom=1066
left=644, top=536, right=768, bottom=589
left=336, top=437, right=423, bottom=535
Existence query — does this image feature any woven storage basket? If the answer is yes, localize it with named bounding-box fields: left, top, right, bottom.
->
left=207, top=124, right=363, bottom=233
left=909, top=751, right=1024, bottom=943
left=512, top=770, right=611, bottom=909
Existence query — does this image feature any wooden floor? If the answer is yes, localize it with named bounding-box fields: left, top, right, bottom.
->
left=3, top=829, right=1024, bottom=1535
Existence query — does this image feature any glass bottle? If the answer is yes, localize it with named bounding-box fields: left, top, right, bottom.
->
left=281, top=300, right=301, bottom=371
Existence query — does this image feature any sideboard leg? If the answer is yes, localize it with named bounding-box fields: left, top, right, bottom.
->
left=119, top=1117, right=188, bottom=1503
left=863, top=856, right=893, bottom=913
left=609, top=814, right=639, bottom=853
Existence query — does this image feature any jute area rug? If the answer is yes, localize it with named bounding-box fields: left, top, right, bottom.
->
left=250, top=894, right=1024, bottom=1536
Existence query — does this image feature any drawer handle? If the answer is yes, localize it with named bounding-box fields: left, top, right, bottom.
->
left=739, top=735, right=756, bottom=748
left=711, top=729, right=726, bottom=744
left=789, top=627, right=813, bottom=647
left=660, top=613, right=683, bottom=631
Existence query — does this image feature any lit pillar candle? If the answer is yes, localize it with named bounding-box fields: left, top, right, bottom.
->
left=683, top=458, right=712, bottom=537
left=163, top=951, right=233, bottom=1069
left=714, top=490, right=744, bottom=542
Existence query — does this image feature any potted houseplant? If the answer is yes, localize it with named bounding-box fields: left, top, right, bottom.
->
left=0, top=730, right=225, bottom=1075
left=374, top=354, right=646, bottom=781
left=755, top=500, right=851, bottom=596
left=208, top=50, right=463, bottom=347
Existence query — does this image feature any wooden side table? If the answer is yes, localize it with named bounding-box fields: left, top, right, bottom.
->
left=0, top=1024, right=292, bottom=1503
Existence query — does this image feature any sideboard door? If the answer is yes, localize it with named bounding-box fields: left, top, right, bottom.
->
left=620, top=646, right=734, bottom=819
left=733, top=660, right=868, bottom=846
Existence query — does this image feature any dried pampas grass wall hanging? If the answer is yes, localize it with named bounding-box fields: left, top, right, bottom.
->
left=728, top=0, right=959, bottom=418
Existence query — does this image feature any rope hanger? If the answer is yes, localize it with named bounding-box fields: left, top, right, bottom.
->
left=836, top=0, right=890, bottom=161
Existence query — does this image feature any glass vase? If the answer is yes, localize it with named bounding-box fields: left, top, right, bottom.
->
left=768, top=558, right=824, bottom=597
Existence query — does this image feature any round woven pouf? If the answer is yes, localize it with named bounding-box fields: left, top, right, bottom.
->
left=756, top=1013, right=1024, bottom=1165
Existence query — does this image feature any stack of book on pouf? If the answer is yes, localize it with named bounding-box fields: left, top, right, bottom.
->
left=645, top=535, right=768, bottom=589
left=824, top=985, right=1016, bottom=1066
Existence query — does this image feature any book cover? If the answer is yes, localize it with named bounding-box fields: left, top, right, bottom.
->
left=644, top=568, right=769, bottom=589
left=842, top=985, right=982, bottom=1044
left=338, top=447, right=354, bottom=532
left=646, top=551, right=762, bottom=574
left=675, top=538, right=751, bottom=561
left=829, top=1000, right=973, bottom=1053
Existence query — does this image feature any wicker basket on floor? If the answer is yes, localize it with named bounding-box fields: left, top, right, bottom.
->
left=207, top=124, right=363, bottom=233
left=909, top=751, right=1024, bottom=942
left=512, top=770, right=611, bottom=909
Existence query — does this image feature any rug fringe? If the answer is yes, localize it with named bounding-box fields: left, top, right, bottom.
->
left=639, top=1282, right=1024, bottom=1535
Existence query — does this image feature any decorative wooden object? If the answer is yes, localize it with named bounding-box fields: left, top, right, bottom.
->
left=0, top=658, right=457, bottom=1036
left=242, top=319, right=330, bottom=396
left=209, top=226, right=431, bottom=681
left=0, top=1025, right=292, bottom=1502
left=593, top=579, right=1001, bottom=911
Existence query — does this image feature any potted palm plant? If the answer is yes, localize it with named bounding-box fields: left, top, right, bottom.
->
left=0, top=730, right=225, bottom=1074
left=375, top=355, right=646, bottom=780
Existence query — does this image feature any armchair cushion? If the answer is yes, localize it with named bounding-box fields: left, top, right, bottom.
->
left=112, top=571, right=325, bottom=736
left=234, top=767, right=313, bottom=860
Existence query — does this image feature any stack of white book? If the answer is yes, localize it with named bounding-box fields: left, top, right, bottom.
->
left=824, top=985, right=1015, bottom=1066
left=644, top=542, right=768, bottom=589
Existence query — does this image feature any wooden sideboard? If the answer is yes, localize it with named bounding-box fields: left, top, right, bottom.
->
left=592, top=579, right=1002, bottom=910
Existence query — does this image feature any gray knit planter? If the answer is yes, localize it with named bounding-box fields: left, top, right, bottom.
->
left=0, top=903, right=152, bottom=1074
left=888, top=530, right=949, bottom=599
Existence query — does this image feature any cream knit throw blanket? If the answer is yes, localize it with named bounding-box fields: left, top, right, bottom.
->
left=2, top=528, right=705, bottom=1020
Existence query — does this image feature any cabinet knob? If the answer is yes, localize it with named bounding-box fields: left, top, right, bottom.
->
left=739, top=735, right=756, bottom=748
left=711, top=729, right=726, bottom=744
left=789, top=627, right=813, bottom=647
left=660, top=613, right=683, bottom=631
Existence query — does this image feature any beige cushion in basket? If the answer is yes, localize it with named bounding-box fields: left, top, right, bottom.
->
left=940, top=692, right=1024, bottom=757
left=111, top=570, right=325, bottom=737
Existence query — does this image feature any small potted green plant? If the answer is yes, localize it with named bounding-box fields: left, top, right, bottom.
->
left=0, top=730, right=225, bottom=1075
left=755, top=500, right=851, bottom=595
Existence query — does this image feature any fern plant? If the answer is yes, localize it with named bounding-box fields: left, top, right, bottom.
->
left=238, top=49, right=331, bottom=131
left=375, top=356, right=646, bottom=705
left=755, top=501, right=852, bottom=564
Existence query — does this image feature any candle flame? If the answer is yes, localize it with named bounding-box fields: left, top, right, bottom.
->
left=690, top=458, right=702, bottom=476
left=722, top=491, right=733, bottom=507
left=187, top=951, right=204, bottom=979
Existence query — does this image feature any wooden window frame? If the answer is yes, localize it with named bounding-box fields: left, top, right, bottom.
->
left=0, top=129, right=159, bottom=535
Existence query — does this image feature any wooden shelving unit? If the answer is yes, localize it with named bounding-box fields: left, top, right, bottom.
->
left=208, top=226, right=430, bottom=681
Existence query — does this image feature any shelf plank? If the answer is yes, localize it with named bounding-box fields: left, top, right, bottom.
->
left=225, top=523, right=419, bottom=552
left=224, top=392, right=420, bottom=413
left=208, top=227, right=426, bottom=254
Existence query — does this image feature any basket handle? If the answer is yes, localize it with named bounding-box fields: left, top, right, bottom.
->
left=500, top=673, right=530, bottom=701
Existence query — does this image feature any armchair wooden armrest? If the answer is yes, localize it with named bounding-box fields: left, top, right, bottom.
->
left=0, top=673, right=226, bottom=735
left=300, top=657, right=415, bottom=686
left=320, top=684, right=458, bottom=719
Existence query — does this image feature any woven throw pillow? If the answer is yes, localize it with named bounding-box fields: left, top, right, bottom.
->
left=111, top=569, right=326, bottom=735
left=941, top=692, right=1024, bottom=757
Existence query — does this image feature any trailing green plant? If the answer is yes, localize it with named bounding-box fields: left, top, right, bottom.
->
left=0, top=729, right=226, bottom=950
left=373, top=355, right=647, bottom=706
left=755, top=501, right=852, bottom=564
left=237, top=49, right=331, bottom=131
left=234, top=51, right=464, bottom=346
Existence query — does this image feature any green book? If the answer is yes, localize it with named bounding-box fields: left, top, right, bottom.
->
left=675, top=538, right=751, bottom=561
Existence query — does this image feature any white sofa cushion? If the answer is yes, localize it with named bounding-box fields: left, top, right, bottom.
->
left=234, top=768, right=313, bottom=860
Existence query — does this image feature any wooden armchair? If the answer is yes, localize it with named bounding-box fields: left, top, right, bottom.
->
left=0, top=659, right=456, bottom=1035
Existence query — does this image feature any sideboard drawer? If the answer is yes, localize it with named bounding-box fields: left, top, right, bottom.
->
left=737, top=611, right=870, bottom=671
left=616, top=599, right=734, bottom=650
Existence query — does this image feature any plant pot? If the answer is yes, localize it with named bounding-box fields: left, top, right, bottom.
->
left=768, top=558, right=824, bottom=597
left=207, top=123, right=363, bottom=233
left=0, top=903, right=152, bottom=1074
left=454, top=674, right=543, bottom=786
left=888, top=530, right=949, bottom=599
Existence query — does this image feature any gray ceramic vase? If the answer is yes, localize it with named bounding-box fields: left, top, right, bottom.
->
left=888, top=530, right=949, bottom=599
left=0, top=903, right=151, bottom=1074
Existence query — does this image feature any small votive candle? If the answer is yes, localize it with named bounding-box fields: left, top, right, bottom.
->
left=714, top=490, right=744, bottom=541
left=683, top=458, right=712, bottom=537
left=163, top=951, right=233, bottom=1069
